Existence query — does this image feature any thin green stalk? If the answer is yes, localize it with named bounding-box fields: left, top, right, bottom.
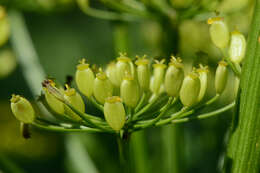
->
left=134, top=92, right=146, bottom=113
left=64, top=101, right=113, bottom=132
left=76, top=0, right=137, bottom=21
left=225, top=1, right=260, bottom=172
left=100, top=0, right=151, bottom=18
left=134, top=97, right=173, bottom=128
left=89, top=96, right=104, bottom=112
left=32, top=122, right=104, bottom=133
left=172, top=101, right=235, bottom=124
left=133, top=94, right=160, bottom=120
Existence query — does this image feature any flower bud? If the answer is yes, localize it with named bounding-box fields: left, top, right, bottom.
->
left=10, top=94, right=35, bottom=124
left=116, top=53, right=131, bottom=85
left=0, top=49, right=16, bottom=79
left=106, top=62, right=119, bottom=86
left=228, top=30, right=246, bottom=63
left=135, top=55, right=150, bottom=90
left=64, top=85, right=85, bottom=121
left=208, top=17, right=230, bottom=49
left=75, top=59, right=95, bottom=97
left=215, top=61, right=228, bottom=94
left=44, top=87, right=65, bottom=114
left=197, top=65, right=209, bottom=102
left=120, top=73, right=140, bottom=107
left=93, top=69, right=113, bottom=104
left=104, top=96, right=126, bottom=131
left=164, top=56, right=184, bottom=97
left=180, top=72, right=201, bottom=107
left=151, top=59, right=167, bottom=93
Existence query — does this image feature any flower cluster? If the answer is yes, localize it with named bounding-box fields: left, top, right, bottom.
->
left=10, top=16, right=245, bottom=137
left=208, top=16, right=246, bottom=76
left=10, top=51, right=237, bottom=136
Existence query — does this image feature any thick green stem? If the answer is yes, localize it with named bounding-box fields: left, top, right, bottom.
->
left=225, top=1, right=260, bottom=172
left=162, top=125, right=180, bottom=173
left=117, top=135, right=131, bottom=173
left=130, top=131, right=149, bottom=173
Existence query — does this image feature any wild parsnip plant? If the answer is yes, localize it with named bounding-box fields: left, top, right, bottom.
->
left=10, top=53, right=237, bottom=135
left=10, top=14, right=246, bottom=139
left=7, top=0, right=259, bottom=171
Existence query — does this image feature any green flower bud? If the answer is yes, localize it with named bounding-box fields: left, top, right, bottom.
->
left=116, top=53, right=131, bottom=85
left=228, top=30, right=246, bottom=63
left=64, top=85, right=85, bottom=121
left=104, top=96, right=126, bottom=131
left=208, top=17, right=230, bottom=49
left=180, top=72, right=201, bottom=107
left=197, top=65, right=209, bottom=102
left=10, top=94, right=35, bottom=124
left=93, top=69, right=113, bottom=104
left=151, top=59, right=167, bottom=93
left=164, top=56, right=184, bottom=97
left=106, top=62, right=119, bottom=86
left=0, top=7, right=10, bottom=47
left=75, top=59, right=95, bottom=97
left=215, top=61, right=228, bottom=94
left=135, top=55, right=150, bottom=90
left=120, top=74, right=140, bottom=107
left=0, top=49, right=16, bottom=79
left=44, top=87, right=65, bottom=115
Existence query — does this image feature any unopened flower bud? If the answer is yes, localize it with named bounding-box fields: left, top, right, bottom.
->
left=135, top=55, right=150, bottom=90
left=215, top=61, right=228, bottom=94
left=104, top=96, right=126, bottom=131
left=151, top=59, right=167, bottom=93
left=208, top=17, right=230, bottom=49
left=197, top=65, right=209, bottom=102
left=75, top=59, right=95, bottom=97
left=116, top=53, right=131, bottom=85
left=44, top=87, right=65, bottom=114
left=120, top=73, right=140, bottom=107
left=64, top=85, right=85, bottom=121
left=228, top=30, right=246, bottom=63
left=180, top=72, right=201, bottom=107
left=106, top=62, right=119, bottom=86
left=93, top=69, right=113, bottom=104
left=164, top=56, right=184, bottom=97
left=10, top=95, right=35, bottom=124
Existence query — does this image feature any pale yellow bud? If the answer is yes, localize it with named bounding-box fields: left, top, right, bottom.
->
left=75, top=59, right=95, bottom=97
left=10, top=95, right=35, bottom=124
left=180, top=72, right=201, bottom=107
left=104, top=96, right=126, bottom=131
left=93, top=70, right=113, bottom=104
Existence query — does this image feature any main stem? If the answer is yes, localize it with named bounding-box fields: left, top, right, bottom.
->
left=225, top=1, right=260, bottom=172
left=117, top=135, right=131, bottom=173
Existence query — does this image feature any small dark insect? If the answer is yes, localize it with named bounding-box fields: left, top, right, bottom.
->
left=65, top=75, right=73, bottom=88
left=20, top=123, right=31, bottom=139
